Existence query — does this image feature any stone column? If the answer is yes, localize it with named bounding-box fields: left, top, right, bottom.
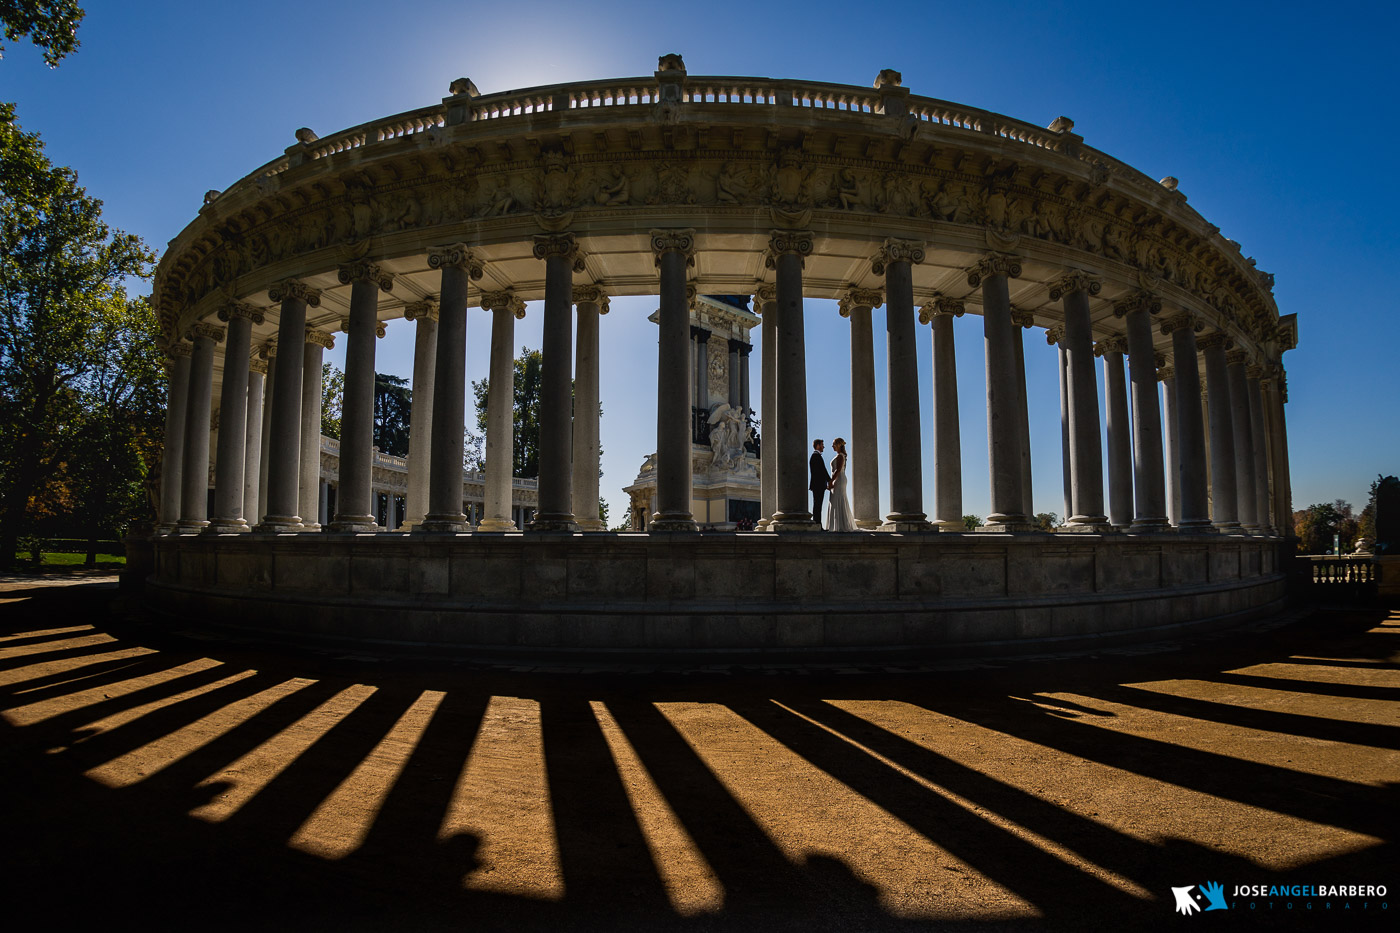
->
left=1051, top=330, right=1071, bottom=522
left=727, top=338, right=742, bottom=408
left=257, top=347, right=276, bottom=522
left=1117, top=295, right=1169, bottom=531
left=1199, top=332, right=1240, bottom=532
left=1226, top=350, right=1260, bottom=533
left=921, top=295, right=964, bottom=529
left=840, top=287, right=884, bottom=530
left=530, top=233, right=583, bottom=532
left=650, top=228, right=699, bottom=531
left=157, top=344, right=192, bottom=533
left=207, top=302, right=263, bottom=533
left=418, top=245, right=483, bottom=532
left=1246, top=366, right=1274, bottom=535
left=1162, top=314, right=1213, bottom=532
left=477, top=291, right=525, bottom=531
left=1097, top=335, right=1133, bottom=530
left=1051, top=272, right=1109, bottom=531
left=693, top=327, right=711, bottom=414
left=258, top=280, right=319, bottom=530
left=875, top=239, right=931, bottom=531
left=298, top=328, right=334, bottom=531
left=243, top=356, right=266, bottom=527
left=331, top=261, right=393, bottom=532
left=768, top=229, right=817, bottom=531
left=572, top=285, right=608, bottom=531
left=1159, top=365, right=1180, bottom=527
left=755, top=284, right=777, bottom=529
left=739, top=343, right=752, bottom=416
left=1265, top=368, right=1293, bottom=536
left=179, top=322, right=224, bottom=532
left=402, top=300, right=438, bottom=528
left=1012, top=309, right=1036, bottom=518
left=972, top=254, right=1030, bottom=529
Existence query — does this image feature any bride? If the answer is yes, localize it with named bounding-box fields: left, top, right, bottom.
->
left=825, top=437, right=857, bottom=532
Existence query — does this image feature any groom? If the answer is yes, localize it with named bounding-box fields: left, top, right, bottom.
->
left=809, top=438, right=831, bottom=525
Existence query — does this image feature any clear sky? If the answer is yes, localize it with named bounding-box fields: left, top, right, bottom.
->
left=6, top=0, right=1397, bottom=521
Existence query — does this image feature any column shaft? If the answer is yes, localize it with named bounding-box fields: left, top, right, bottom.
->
left=728, top=340, right=740, bottom=407
left=739, top=346, right=751, bottom=415
left=848, top=303, right=881, bottom=529
left=652, top=248, right=696, bottom=530
left=1013, top=324, right=1034, bottom=519
left=1267, top=377, right=1293, bottom=536
left=1201, top=338, right=1239, bottom=531
left=757, top=293, right=777, bottom=528
left=208, top=313, right=252, bottom=532
left=257, top=358, right=275, bottom=523
left=157, top=350, right=191, bottom=532
left=1124, top=307, right=1168, bottom=530
left=982, top=272, right=1027, bottom=526
left=930, top=311, right=962, bottom=528
left=883, top=259, right=928, bottom=530
left=179, top=330, right=218, bottom=531
left=770, top=251, right=814, bottom=530
left=421, top=264, right=471, bottom=531
left=694, top=330, right=710, bottom=414
left=572, top=298, right=604, bottom=531
left=1102, top=346, right=1133, bottom=529
left=298, top=338, right=326, bottom=530
left=403, top=310, right=438, bottom=527
left=261, top=297, right=307, bottom=529
left=1170, top=324, right=1212, bottom=530
left=1058, top=343, right=1071, bottom=522
left=479, top=303, right=517, bottom=531
left=531, top=252, right=578, bottom=530
left=1161, top=373, right=1180, bottom=526
left=1061, top=287, right=1108, bottom=528
left=332, top=277, right=382, bottom=531
left=242, top=363, right=265, bottom=527
left=1227, top=354, right=1259, bottom=532
left=1246, top=372, right=1273, bottom=534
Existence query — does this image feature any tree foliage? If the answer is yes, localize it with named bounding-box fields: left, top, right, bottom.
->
left=0, top=0, right=84, bottom=66
left=468, top=347, right=544, bottom=477
left=320, top=362, right=343, bottom=440
left=0, top=102, right=154, bottom=565
left=962, top=514, right=982, bottom=530
left=1293, top=500, right=1358, bottom=555
left=1034, top=512, right=1062, bottom=532
left=374, top=373, right=411, bottom=457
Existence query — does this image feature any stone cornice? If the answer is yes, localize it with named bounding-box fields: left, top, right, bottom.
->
left=650, top=228, right=696, bottom=267
left=533, top=233, right=587, bottom=272
left=917, top=294, right=965, bottom=324
left=268, top=279, right=321, bottom=307
left=965, top=252, right=1022, bottom=288
left=428, top=244, right=486, bottom=278
left=870, top=238, right=925, bottom=276
left=480, top=289, right=527, bottom=319
left=304, top=328, right=336, bottom=350
left=838, top=287, right=885, bottom=318
left=403, top=299, right=439, bottom=323
left=1048, top=270, right=1102, bottom=302
left=572, top=284, right=610, bottom=313
left=337, top=260, right=395, bottom=291
left=188, top=322, right=226, bottom=343
left=217, top=300, right=266, bottom=325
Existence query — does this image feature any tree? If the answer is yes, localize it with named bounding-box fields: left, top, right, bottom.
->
left=320, top=362, right=343, bottom=440
left=1, top=1, right=84, bottom=66
left=1034, top=512, right=1062, bottom=532
left=374, top=373, right=411, bottom=457
left=1294, top=501, right=1358, bottom=555
left=962, top=514, right=982, bottom=531
left=0, top=102, right=153, bottom=565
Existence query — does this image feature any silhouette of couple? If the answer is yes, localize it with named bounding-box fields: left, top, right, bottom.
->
left=809, top=438, right=856, bottom=532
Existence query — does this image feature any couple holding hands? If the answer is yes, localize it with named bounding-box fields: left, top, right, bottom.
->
left=809, top=438, right=856, bottom=532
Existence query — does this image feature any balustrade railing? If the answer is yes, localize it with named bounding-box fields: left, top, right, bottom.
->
left=1294, top=554, right=1379, bottom=604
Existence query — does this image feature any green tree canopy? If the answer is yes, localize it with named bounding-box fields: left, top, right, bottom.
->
left=0, top=101, right=153, bottom=565
left=374, top=373, right=411, bottom=458
left=1, top=1, right=84, bottom=66
left=1293, top=500, right=1359, bottom=555
left=1034, top=512, right=1062, bottom=532
left=962, top=514, right=982, bottom=531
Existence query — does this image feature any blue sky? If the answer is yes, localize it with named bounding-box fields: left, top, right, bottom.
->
left=6, top=0, right=1397, bottom=520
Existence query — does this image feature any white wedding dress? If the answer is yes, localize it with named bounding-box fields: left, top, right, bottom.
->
left=826, top=456, right=857, bottom=531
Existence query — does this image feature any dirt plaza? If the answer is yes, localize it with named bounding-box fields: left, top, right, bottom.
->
left=0, top=575, right=1393, bottom=930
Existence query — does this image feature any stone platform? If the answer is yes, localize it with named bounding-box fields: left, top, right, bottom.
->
left=146, top=533, right=1287, bottom=661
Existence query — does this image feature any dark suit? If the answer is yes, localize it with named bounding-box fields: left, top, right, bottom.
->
left=810, top=450, right=831, bottom=524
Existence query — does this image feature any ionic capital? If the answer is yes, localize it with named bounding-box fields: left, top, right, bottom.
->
left=1154, top=352, right=1166, bottom=368
left=268, top=279, right=321, bottom=307
left=249, top=358, right=268, bottom=375
left=1246, top=364, right=1266, bottom=380
left=1045, top=324, right=1064, bottom=346
left=1157, top=364, right=1175, bottom=381
left=1112, top=291, right=1162, bottom=318
left=838, top=287, right=885, bottom=318
left=533, top=232, right=586, bottom=272
left=1094, top=335, right=1128, bottom=356
left=870, top=238, right=925, bottom=276
left=340, top=315, right=387, bottom=338
left=650, top=228, right=697, bottom=268
left=337, top=260, right=395, bottom=292
left=1196, top=331, right=1231, bottom=351
left=1159, top=312, right=1202, bottom=336
left=965, top=252, right=1022, bottom=288
left=1048, top=270, right=1102, bottom=302
left=188, top=321, right=226, bottom=344
left=259, top=343, right=277, bottom=361
left=403, top=299, right=439, bottom=323
left=572, top=284, right=611, bottom=314
left=217, top=300, right=266, bottom=326
left=304, top=328, right=336, bottom=350
left=917, top=293, right=965, bottom=324
left=753, top=283, right=777, bottom=307
left=480, top=289, right=527, bottom=319
left=428, top=244, right=486, bottom=279
left=764, top=229, right=814, bottom=268
left=1225, top=348, right=1249, bottom=366
left=167, top=342, right=193, bottom=360
left=1010, top=308, right=1036, bottom=329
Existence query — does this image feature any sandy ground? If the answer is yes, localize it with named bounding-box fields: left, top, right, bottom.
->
left=0, top=575, right=1394, bottom=931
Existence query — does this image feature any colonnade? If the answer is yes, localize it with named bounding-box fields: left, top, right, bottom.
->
left=156, top=232, right=1294, bottom=539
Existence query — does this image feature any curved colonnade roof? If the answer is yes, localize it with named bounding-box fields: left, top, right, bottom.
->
left=153, top=61, right=1291, bottom=391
